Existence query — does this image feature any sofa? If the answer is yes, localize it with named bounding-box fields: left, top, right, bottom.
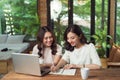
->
left=0, top=34, right=30, bottom=60
left=107, top=44, right=120, bottom=68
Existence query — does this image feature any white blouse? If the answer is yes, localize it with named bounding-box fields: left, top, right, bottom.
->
left=62, top=43, right=101, bottom=66
left=32, top=44, right=62, bottom=64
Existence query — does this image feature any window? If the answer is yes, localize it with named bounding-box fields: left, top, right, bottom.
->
left=50, top=0, right=109, bottom=44
left=116, top=0, right=120, bottom=45
left=0, top=0, right=39, bottom=39
left=73, top=0, right=91, bottom=41
left=50, top=0, right=68, bottom=45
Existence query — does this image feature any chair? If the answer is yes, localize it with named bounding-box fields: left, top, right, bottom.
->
left=107, top=45, right=120, bottom=68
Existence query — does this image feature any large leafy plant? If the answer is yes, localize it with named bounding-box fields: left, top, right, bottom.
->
left=92, top=27, right=112, bottom=58
left=0, top=0, right=40, bottom=39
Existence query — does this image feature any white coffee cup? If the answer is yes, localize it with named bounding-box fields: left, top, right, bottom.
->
left=80, top=68, right=90, bottom=80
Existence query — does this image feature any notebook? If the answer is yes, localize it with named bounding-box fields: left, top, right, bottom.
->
left=11, top=53, right=50, bottom=76
left=50, top=69, right=76, bottom=75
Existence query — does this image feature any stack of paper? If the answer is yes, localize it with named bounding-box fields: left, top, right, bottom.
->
left=50, top=69, right=76, bottom=75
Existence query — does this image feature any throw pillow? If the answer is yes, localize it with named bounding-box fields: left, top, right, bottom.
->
left=0, top=34, right=8, bottom=43
left=112, top=49, right=120, bottom=62
left=108, top=45, right=117, bottom=62
left=6, top=35, right=25, bottom=43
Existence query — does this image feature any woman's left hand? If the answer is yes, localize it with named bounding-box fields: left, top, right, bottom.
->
left=63, top=64, right=76, bottom=69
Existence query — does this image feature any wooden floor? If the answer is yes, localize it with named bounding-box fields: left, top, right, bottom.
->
left=0, top=59, right=12, bottom=79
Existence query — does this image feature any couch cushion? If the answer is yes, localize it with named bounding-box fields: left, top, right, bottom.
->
left=108, top=45, right=117, bottom=61
left=112, top=49, right=120, bottom=62
left=0, top=43, right=29, bottom=53
left=0, top=34, right=8, bottom=43
left=0, top=51, right=14, bottom=60
left=6, top=35, right=25, bottom=44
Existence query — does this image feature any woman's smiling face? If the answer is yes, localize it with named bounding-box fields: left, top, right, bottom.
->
left=43, top=31, right=53, bottom=47
left=67, top=32, right=80, bottom=47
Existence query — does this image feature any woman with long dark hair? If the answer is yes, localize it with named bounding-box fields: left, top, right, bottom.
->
left=51, top=24, right=101, bottom=71
left=32, top=26, right=62, bottom=68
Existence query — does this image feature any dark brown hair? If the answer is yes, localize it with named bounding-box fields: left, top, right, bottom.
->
left=37, top=26, right=57, bottom=57
left=64, top=24, right=87, bottom=51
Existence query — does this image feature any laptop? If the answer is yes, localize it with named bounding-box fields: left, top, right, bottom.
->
left=11, top=53, right=50, bottom=76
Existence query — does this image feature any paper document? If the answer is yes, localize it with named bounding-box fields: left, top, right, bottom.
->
left=50, top=69, right=76, bottom=75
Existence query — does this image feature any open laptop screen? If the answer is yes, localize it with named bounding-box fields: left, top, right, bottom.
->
left=11, top=53, right=42, bottom=76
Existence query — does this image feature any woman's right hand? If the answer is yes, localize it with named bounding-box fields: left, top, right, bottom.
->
left=50, top=65, right=59, bottom=72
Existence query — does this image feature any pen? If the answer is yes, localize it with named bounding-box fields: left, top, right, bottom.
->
left=61, top=68, right=64, bottom=74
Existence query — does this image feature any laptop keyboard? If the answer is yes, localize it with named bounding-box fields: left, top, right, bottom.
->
left=41, top=68, right=50, bottom=76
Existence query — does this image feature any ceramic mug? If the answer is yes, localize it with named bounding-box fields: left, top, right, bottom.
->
left=80, top=68, right=90, bottom=80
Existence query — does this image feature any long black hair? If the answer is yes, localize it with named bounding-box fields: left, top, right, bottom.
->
left=37, top=26, right=57, bottom=57
left=64, top=24, right=87, bottom=51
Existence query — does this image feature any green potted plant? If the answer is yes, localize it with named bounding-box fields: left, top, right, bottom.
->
left=92, top=27, right=112, bottom=68
left=92, top=27, right=112, bottom=58
left=13, top=13, right=40, bottom=40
